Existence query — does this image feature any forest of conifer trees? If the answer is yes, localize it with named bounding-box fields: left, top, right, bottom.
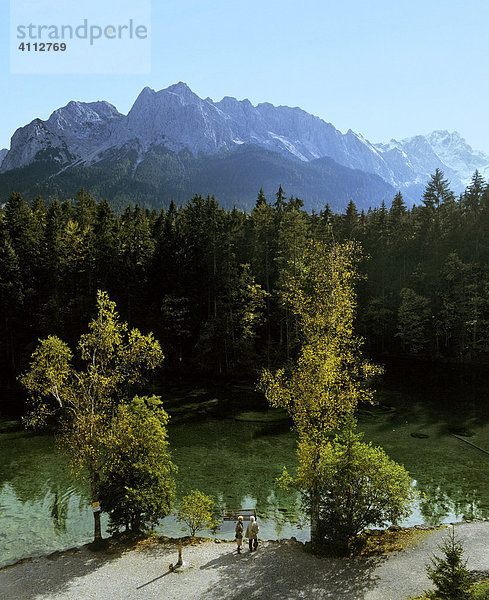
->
left=1, top=168, right=489, bottom=408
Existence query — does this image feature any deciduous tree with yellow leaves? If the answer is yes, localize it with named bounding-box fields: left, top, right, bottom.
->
left=260, top=240, right=414, bottom=552
left=21, top=290, right=165, bottom=541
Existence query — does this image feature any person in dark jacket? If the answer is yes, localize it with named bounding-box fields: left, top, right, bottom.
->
left=235, top=516, right=244, bottom=554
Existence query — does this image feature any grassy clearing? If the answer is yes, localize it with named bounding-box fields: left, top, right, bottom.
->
left=360, top=527, right=436, bottom=556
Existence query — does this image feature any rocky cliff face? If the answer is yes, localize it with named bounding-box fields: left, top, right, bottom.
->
left=0, top=101, right=122, bottom=173
left=0, top=148, right=8, bottom=168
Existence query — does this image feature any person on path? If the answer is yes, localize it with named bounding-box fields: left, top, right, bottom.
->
left=235, top=516, right=244, bottom=554
left=245, top=515, right=259, bottom=552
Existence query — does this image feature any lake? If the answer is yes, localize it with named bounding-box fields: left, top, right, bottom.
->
left=2, top=361, right=489, bottom=568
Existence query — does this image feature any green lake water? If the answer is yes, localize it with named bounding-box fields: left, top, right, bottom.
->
left=2, top=365, right=489, bottom=567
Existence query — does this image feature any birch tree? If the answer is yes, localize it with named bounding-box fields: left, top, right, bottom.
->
left=21, top=290, right=164, bottom=541
left=259, top=240, right=382, bottom=548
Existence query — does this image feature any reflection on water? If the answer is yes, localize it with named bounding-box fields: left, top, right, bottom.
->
left=0, top=483, right=109, bottom=567
left=2, top=365, right=489, bottom=567
left=360, top=399, right=489, bottom=527
left=0, top=418, right=305, bottom=567
left=0, top=430, right=110, bottom=566
left=162, top=418, right=308, bottom=542
left=360, top=360, right=489, bottom=527
left=50, top=491, right=69, bottom=535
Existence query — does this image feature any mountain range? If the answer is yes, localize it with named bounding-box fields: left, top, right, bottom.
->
left=1, top=82, right=488, bottom=212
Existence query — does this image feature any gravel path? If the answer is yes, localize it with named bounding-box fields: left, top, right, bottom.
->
left=2, top=522, right=489, bottom=600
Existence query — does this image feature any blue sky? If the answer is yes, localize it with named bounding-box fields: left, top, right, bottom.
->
left=1, top=0, right=489, bottom=153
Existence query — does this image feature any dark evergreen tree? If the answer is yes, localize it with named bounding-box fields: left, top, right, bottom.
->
left=274, top=184, right=287, bottom=217
left=426, top=528, right=473, bottom=600
left=341, top=199, right=360, bottom=239
left=256, top=188, right=267, bottom=207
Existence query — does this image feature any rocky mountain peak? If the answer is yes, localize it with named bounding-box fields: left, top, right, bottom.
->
left=165, top=81, right=194, bottom=95
left=426, top=130, right=489, bottom=184
left=47, top=100, right=122, bottom=131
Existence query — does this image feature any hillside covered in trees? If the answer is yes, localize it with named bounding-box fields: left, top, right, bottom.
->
left=1, top=169, right=489, bottom=408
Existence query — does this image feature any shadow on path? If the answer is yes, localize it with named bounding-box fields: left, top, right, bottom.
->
left=136, top=569, right=172, bottom=589
left=1, top=542, right=128, bottom=600
left=198, top=541, right=385, bottom=600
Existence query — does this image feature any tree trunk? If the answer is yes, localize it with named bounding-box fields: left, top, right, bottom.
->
left=265, top=242, right=271, bottom=368
left=92, top=505, right=102, bottom=541
left=89, top=469, right=102, bottom=541
left=310, top=489, right=321, bottom=549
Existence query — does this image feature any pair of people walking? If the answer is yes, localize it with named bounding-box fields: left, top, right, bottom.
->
left=235, top=515, right=259, bottom=554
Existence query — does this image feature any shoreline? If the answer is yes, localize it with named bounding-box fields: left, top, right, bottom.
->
left=0, top=517, right=473, bottom=572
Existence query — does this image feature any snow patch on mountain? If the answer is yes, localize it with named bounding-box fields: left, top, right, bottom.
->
left=376, top=131, right=489, bottom=195
left=427, top=130, right=489, bottom=185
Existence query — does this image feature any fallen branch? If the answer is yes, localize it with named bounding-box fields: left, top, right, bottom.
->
left=450, top=433, right=489, bottom=456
